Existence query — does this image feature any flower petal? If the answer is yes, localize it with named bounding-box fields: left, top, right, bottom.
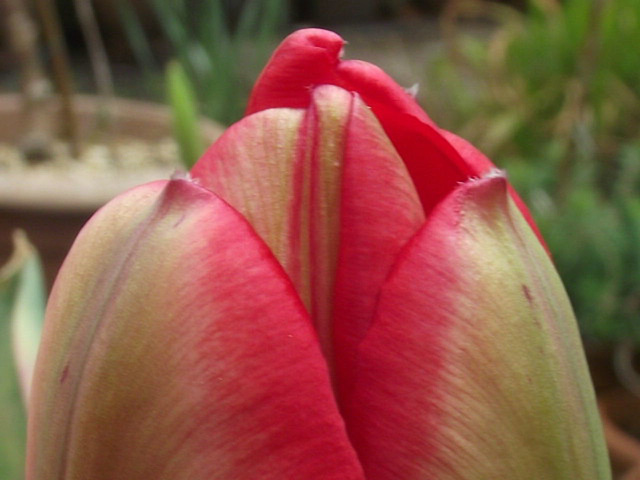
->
left=370, top=109, right=488, bottom=214
left=27, top=179, right=364, bottom=480
left=246, top=29, right=344, bottom=112
left=246, top=29, right=548, bottom=247
left=330, top=90, right=425, bottom=398
left=246, top=29, right=433, bottom=127
left=245, top=29, right=488, bottom=214
left=344, top=173, right=610, bottom=478
left=191, top=107, right=306, bottom=289
left=441, top=130, right=549, bottom=252
left=192, top=86, right=424, bottom=380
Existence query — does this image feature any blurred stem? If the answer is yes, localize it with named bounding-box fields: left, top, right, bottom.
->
left=34, top=0, right=80, bottom=158
left=166, top=60, right=203, bottom=169
left=74, top=0, right=116, bottom=158
left=613, top=340, right=640, bottom=400
left=4, top=0, right=53, bottom=161
left=440, top=1, right=520, bottom=79
left=440, top=0, right=467, bottom=72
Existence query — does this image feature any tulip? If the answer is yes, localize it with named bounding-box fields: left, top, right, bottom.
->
left=26, top=29, right=610, bottom=479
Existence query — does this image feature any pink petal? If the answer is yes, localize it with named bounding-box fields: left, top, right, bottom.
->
left=335, top=59, right=434, bottom=126
left=370, top=108, right=488, bottom=214
left=245, top=29, right=485, bottom=215
left=344, top=173, right=609, bottom=478
left=192, top=87, right=424, bottom=385
left=331, top=91, right=425, bottom=399
left=191, top=108, right=307, bottom=291
left=304, top=85, right=425, bottom=379
left=247, top=29, right=433, bottom=127
left=246, top=29, right=344, bottom=113
left=27, top=179, right=364, bottom=480
left=247, top=29, right=546, bottom=246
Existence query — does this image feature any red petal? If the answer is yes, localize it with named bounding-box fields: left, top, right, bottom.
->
left=331, top=92, right=425, bottom=400
left=247, top=29, right=433, bottom=127
left=193, top=87, right=424, bottom=385
left=245, top=29, right=483, bottom=215
left=372, top=109, right=487, bottom=214
left=27, top=179, right=365, bottom=480
left=336, top=59, right=434, bottom=126
left=343, top=174, right=608, bottom=478
left=246, top=29, right=344, bottom=113
left=247, top=29, right=546, bottom=248
left=191, top=107, right=307, bottom=291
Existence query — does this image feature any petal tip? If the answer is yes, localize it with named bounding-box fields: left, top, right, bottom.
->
left=284, top=28, right=345, bottom=58
left=462, top=169, right=509, bottom=204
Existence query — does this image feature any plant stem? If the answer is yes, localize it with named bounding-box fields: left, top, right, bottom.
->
left=74, top=0, right=116, bottom=158
left=34, top=0, right=80, bottom=157
left=4, top=0, right=54, bottom=160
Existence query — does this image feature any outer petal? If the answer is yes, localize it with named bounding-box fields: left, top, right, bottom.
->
left=345, top=173, right=610, bottom=479
left=26, top=179, right=365, bottom=480
left=192, top=86, right=424, bottom=378
left=441, top=130, right=549, bottom=252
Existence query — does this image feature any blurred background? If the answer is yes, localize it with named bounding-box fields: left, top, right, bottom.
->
left=0, top=0, right=639, bottom=477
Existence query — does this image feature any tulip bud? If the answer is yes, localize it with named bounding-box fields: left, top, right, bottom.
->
left=26, top=28, right=611, bottom=480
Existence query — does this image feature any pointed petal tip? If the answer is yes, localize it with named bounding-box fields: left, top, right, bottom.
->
left=448, top=168, right=509, bottom=219
left=468, top=168, right=508, bottom=197
left=456, top=169, right=551, bottom=255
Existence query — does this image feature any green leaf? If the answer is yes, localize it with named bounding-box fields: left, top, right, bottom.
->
left=0, top=231, right=46, bottom=480
left=117, top=0, right=158, bottom=75
left=166, top=60, right=205, bottom=169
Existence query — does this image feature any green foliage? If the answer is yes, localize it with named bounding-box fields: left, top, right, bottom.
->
left=122, top=0, right=287, bottom=125
left=166, top=60, right=204, bottom=169
left=117, top=0, right=159, bottom=76
left=425, top=0, right=640, bottom=344
left=0, top=232, right=46, bottom=480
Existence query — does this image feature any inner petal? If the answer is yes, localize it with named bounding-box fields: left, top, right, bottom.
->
left=191, top=86, right=424, bottom=381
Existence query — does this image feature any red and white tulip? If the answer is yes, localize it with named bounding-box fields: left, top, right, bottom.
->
left=26, top=29, right=610, bottom=479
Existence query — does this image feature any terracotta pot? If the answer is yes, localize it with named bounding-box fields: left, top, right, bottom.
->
left=0, top=94, right=224, bottom=288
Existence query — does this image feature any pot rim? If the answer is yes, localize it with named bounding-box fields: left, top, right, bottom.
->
left=0, top=94, right=223, bottom=211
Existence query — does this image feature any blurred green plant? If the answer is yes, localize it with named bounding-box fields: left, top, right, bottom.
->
left=120, top=0, right=287, bottom=126
left=424, top=0, right=640, bottom=344
left=0, top=232, right=46, bottom=480
left=166, top=60, right=204, bottom=168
